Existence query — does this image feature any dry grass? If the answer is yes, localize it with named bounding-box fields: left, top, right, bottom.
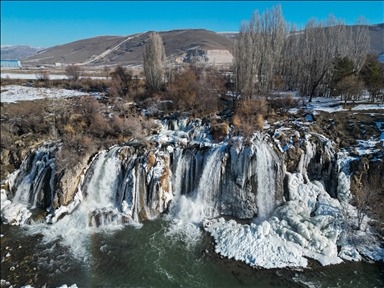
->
left=233, top=98, right=267, bottom=139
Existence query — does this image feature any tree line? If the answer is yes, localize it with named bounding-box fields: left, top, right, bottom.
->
left=232, top=5, right=382, bottom=102
left=141, top=7, right=382, bottom=106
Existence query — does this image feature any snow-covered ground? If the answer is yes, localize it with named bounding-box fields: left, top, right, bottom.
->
left=290, top=96, right=384, bottom=113
left=0, top=85, right=88, bottom=103
left=1, top=73, right=105, bottom=80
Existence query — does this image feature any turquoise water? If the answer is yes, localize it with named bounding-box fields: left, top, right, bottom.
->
left=1, top=217, right=384, bottom=287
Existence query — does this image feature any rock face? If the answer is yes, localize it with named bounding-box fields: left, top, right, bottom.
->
left=176, top=49, right=233, bottom=65
left=54, top=149, right=93, bottom=209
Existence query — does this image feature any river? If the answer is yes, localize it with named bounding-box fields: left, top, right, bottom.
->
left=1, top=217, right=384, bottom=288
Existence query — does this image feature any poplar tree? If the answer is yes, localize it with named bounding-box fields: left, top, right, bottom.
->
left=143, top=32, right=166, bottom=92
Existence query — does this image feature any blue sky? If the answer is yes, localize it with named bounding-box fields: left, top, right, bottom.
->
left=1, top=1, right=383, bottom=48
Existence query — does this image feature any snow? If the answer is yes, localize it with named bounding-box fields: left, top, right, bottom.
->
left=351, top=122, right=384, bottom=154
left=376, top=122, right=384, bottom=146
left=0, top=189, right=31, bottom=225
left=1, top=73, right=105, bottom=80
left=289, top=96, right=384, bottom=114
left=352, top=104, right=384, bottom=110
left=1, top=85, right=88, bottom=103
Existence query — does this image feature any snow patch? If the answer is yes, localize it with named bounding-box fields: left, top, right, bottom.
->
left=1, top=85, right=88, bottom=103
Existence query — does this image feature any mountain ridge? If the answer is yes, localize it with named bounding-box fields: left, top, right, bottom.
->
left=1, top=45, right=45, bottom=60
left=21, top=29, right=235, bottom=67
left=14, top=24, right=384, bottom=67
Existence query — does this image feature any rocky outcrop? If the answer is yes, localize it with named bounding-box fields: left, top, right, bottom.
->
left=53, top=150, right=93, bottom=209
left=176, top=49, right=233, bottom=65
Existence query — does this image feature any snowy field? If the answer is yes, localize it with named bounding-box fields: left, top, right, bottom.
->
left=0, top=85, right=88, bottom=103
left=293, top=96, right=384, bottom=113
left=1, top=73, right=105, bottom=80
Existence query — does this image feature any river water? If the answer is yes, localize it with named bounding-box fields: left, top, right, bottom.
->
left=1, top=216, right=384, bottom=288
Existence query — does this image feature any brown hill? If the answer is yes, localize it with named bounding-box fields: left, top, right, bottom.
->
left=22, top=24, right=382, bottom=67
left=22, top=29, right=235, bottom=67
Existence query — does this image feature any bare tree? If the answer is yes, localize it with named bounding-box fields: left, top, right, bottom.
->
left=143, top=32, right=166, bottom=92
left=282, top=15, right=369, bottom=102
left=65, top=64, right=84, bottom=82
left=234, top=20, right=255, bottom=99
left=109, top=65, right=133, bottom=98
left=348, top=17, right=370, bottom=73
left=233, top=5, right=286, bottom=98
left=258, top=5, right=286, bottom=91
left=300, top=16, right=347, bottom=101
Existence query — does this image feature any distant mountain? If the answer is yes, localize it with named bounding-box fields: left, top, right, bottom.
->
left=20, top=24, right=383, bottom=67
left=1, top=45, right=45, bottom=60
left=22, top=29, right=235, bottom=67
left=367, top=23, right=384, bottom=56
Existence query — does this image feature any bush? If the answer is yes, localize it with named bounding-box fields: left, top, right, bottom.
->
left=89, top=114, right=111, bottom=138
left=269, top=93, right=299, bottom=115
left=161, top=68, right=224, bottom=117
left=55, top=133, right=95, bottom=174
left=335, top=76, right=364, bottom=105
left=233, top=98, right=267, bottom=139
left=109, top=65, right=133, bottom=99
left=65, top=64, right=84, bottom=82
left=110, top=115, right=140, bottom=139
left=35, top=71, right=51, bottom=87
left=5, top=100, right=49, bottom=135
left=74, top=96, right=101, bottom=126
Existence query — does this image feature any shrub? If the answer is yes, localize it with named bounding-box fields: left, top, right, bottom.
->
left=63, top=124, right=76, bottom=135
left=269, top=93, right=299, bottom=115
left=233, top=98, right=267, bottom=139
left=35, top=71, right=51, bottom=87
left=162, top=69, right=225, bottom=117
left=65, top=64, right=84, bottom=82
left=74, top=96, right=101, bottom=125
left=5, top=100, right=49, bottom=135
left=89, top=114, right=111, bottom=138
left=55, top=133, right=95, bottom=174
left=109, top=65, right=133, bottom=99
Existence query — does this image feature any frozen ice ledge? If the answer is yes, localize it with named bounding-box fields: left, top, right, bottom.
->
left=1, top=116, right=383, bottom=269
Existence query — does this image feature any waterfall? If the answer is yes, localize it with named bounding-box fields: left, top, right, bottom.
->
left=11, top=144, right=56, bottom=209
left=169, top=144, right=225, bottom=225
left=255, top=142, right=279, bottom=222
left=2, top=117, right=284, bottom=235
left=1, top=144, right=56, bottom=225
left=81, top=147, right=130, bottom=227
